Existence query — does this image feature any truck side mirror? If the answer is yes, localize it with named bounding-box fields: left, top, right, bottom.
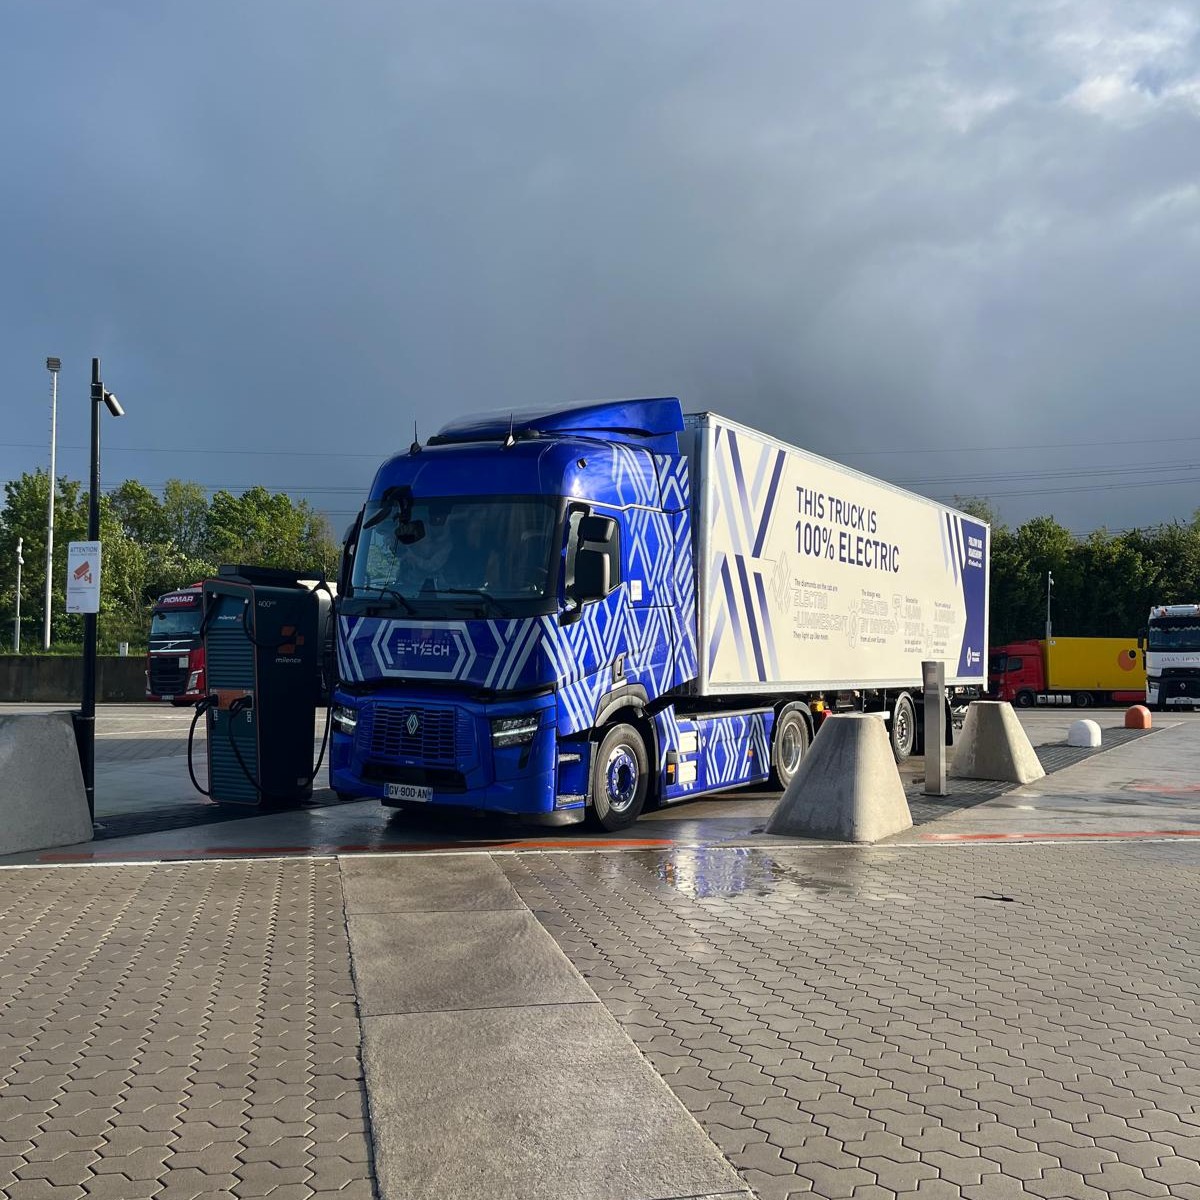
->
left=578, top=514, right=616, bottom=544
left=1137, top=629, right=1146, bottom=651
left=338, top=510, right=362, bottom=596
left=573, top=547, right=610, bottom=602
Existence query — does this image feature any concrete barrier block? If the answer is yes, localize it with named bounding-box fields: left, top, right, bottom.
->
left=1125, top=705, right=1152, bottom=729
left=950, top=701, right=1045, bottom=785
left=1068, top=719, right=1102, bottom=748
left=0, top=713, right=93, bottom=855
left=766, top=714, right=912, bottom=843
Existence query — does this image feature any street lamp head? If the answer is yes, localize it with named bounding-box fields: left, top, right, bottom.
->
left=102, top=390, right=124, bottom=418
left=16, top=537, right=23, bottom=564
left=46, top=357, right=61, bottom=372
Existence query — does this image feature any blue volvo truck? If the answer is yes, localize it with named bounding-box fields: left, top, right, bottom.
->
left=330, top=398, right=989, bottom=830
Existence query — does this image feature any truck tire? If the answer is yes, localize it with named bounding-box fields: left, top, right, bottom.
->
left=1073, top=692, right=1093, bottom=708
left=1015, top=690, right=1035, bottom=709
left=770, top=706, right=811, bottom=790
left=772, top=705, right=811, bottom=792
left=890, top=693, right=916, bottom=762
left=590, top=723, right=649, bottom=832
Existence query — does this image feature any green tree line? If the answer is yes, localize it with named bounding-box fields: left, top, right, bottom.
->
left=0, top=471, right=339, bottom=652
left=959, top=500, right=1200, bottom=644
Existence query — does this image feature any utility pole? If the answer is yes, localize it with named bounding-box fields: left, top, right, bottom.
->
left=13, top=537, right=23, bottom=653
left=78, top=357, right=124, bottom=822
left=44, top=356, right=60, bottom=650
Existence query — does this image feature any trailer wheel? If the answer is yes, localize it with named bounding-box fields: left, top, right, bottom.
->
left=1073, top=692, right=1093, bottom=709
left=1015, top=690, right=1035, bottom=709
left=770, top=706, right=811, bottom=790
left=891, top=693, right=916, bottom=762
left=590, top=723, right=648, bottom=832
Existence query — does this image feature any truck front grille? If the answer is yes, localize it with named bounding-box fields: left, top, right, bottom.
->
left=148, top=660, right=189, bottom=694
left=364, top=706, right=459, bottom=766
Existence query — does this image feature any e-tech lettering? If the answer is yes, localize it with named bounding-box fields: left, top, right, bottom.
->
left=394, top=640, right=451, bottom=658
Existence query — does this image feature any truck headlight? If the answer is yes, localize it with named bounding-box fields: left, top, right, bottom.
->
left=332, top=704, right=358, bottom=734
left=491, top=715, right=539, bottom=748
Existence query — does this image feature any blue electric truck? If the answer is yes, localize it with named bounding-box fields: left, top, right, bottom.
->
left=330, top=398, right=989, bottom=830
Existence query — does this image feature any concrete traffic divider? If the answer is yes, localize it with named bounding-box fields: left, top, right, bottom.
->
left=1068, top=719, right=1102, bottom=748
left=766, top=712, right=913, bottom=843
left=0, top=712, right=93, bottom=856
left=950, top=700, right=1045, bottom=785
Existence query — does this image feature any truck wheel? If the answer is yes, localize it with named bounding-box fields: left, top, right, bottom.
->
left=590, top=723, right=648, bottom=832
left=891, top=693, right=916, bottom=762
left=1073, top=693, right=1093, bottom=708
left=1015, top=691, right=1034, bottom=709
left=770, top=706, right=810, bottom=790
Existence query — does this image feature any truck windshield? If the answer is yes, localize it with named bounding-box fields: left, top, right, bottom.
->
left=151, top=609, right=202, bottom=637
left=350, top=494, right=560, bottom=616
left=1148, top=621, right=1200, bottom=651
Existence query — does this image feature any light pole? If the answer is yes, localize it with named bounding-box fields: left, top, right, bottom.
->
left=1045, top=570, right=1053, bottom=641
left=43, top=356, right=60, bottom=651
left=77, top=357, right=124, bottom=822
left=13, top=537, right=23, bottom=653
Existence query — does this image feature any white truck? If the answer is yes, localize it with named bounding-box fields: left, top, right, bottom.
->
left=1142, top=603, right=1200, bottom=710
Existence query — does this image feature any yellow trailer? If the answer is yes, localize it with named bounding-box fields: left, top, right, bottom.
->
left=1044, top=637, right=1144, bottom=693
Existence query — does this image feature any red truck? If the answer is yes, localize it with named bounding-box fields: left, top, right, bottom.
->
left=988, top=637, right=1145, bottom=708
left=145, top=584, right=206, bottom=704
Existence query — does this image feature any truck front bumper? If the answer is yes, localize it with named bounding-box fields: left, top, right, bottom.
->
left=328, top=689, right=584, bottom=823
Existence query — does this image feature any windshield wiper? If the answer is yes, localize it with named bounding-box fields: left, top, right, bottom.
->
left=437, top=587, right=508, bottom=616
left=357, top=585, right=416, bottom=615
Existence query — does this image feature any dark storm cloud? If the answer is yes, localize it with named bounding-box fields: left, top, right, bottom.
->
left=2, top=0, right=1198, bottom=532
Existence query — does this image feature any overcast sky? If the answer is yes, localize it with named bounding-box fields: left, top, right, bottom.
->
left=2, top=0, right=1198, bottom=535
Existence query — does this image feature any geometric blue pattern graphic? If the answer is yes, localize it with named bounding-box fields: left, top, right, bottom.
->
left=653, top=706, right=773, bottom=801
left=706, top=422, right=786, bottom=684
left=338, top=439, right=700, bottom=738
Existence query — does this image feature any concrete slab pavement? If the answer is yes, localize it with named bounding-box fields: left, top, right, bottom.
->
left=344, top=854, right=751, bottom=1200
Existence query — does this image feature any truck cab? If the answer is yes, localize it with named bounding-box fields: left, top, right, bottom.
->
left=145, top=585, right=206, bottom=704
left=988, top=640, right=1044, bottom=706
left=1144, top=604, right=1200, bottom=710
left=329, top=399, right=696, bottom=830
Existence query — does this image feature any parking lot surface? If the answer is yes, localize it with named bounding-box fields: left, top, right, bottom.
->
left=508, top=837, right=1200, bottom=1200
left=2, top=704, right=1200, bottom=1199
left=0, top=859, right=373, bottom=1200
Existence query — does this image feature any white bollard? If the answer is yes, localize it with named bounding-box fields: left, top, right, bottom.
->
left=1067, top=719, right=1102, bottom=748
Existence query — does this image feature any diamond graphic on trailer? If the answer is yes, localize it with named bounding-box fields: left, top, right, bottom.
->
left=406, top=713, right=420, bottom=736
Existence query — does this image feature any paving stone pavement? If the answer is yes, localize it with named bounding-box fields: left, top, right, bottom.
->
left=0, top=859, right=374, bottom=1199
left=504, top=839, right=1200, bottom=1200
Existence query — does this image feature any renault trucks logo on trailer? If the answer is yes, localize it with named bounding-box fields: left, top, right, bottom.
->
left=966, top=647, right=981, bottom=667
left=406, top=713, right=420, bottom=735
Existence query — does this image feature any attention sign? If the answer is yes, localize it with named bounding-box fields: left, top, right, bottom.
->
left=66, top=541, right=102, bottom=614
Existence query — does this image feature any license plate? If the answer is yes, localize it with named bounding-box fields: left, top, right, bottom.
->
left=178, top=656, right=189, bottom=667
left=386, top=783, right=433, bottom=803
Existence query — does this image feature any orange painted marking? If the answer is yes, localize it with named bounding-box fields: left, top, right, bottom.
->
left=922, top=829, right=1200, bottom=842
left=34, top=835, right=675, bottom=864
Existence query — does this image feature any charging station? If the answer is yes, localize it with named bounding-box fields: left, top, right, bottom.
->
left=200, top=565, right=335, bottom=806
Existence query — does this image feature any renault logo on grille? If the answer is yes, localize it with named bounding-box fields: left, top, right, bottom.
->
left=406, top=713, right=420, bottom=736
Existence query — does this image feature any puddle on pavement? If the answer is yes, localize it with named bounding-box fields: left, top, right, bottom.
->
left=641, top=845, right=879, bottom=900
